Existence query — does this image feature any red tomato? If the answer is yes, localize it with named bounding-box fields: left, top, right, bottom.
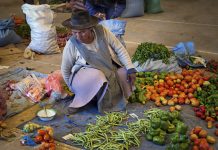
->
left=44, top=134, right=50, bottom=141
left=179, top=85, right=185, bottom=92
left=35, top=135, right=43, bottom=143
left=37, top=129, right=47, bottom=136
left=188, top=88, right=194, bottom=93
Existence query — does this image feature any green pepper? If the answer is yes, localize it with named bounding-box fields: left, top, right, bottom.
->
left=160, top=120, right=169, bottom=131
left=161, top=112, right=169, bottom=121
left=149, top=128, right=161, bottom=136
left=171, top=133, right=179, bottom=144
left=146, top=133, right=153, bottom=141
left=159, top=129, right=166, bottom=138
left=167, top=123, right=176, bottom=133
left=171, top=119, right=180, bottom=126
left=138, top=90, right=146, bottom=103
left=179, top=143, right=189, bottom=150
left=176, top=122, right=188, bottom=135
left=169, top=111, right=180, bottom=121
left=152, top=135, right=165, bottom=145
left=151, top=118, right=161, bottom=129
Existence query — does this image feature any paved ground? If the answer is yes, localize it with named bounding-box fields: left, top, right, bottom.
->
left=0, top=0, right=218, bottom=149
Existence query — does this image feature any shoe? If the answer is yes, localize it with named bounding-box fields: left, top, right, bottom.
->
left=67, top=107, right=79, bottom=114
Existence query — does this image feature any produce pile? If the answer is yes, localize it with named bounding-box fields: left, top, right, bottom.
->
left=128, top=69, right=218, bottom=129
left=193, top=76, right=218, bottom=128
left=189, top=126, right=216, bottom=150
left=22, top=123, right=55, bottom=150
left=56, top=26, right=72, bottom=47
left=69, top=109, right=190, bottom=150
left=132, top=42, right=172, bottom=64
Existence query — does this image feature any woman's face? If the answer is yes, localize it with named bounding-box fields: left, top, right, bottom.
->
left=72, top=28, right=94, bottom=44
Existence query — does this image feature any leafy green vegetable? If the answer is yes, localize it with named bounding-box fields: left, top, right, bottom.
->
left=132, top=42, right=172, bottom=64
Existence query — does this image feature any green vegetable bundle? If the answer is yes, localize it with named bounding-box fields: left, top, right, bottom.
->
left=132, top=42, right=172, bottom=64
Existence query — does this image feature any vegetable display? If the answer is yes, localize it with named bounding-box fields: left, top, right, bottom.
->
left=132, top=42, right=172, bottom=64
left=69, top=109, right=189, bottom=149
left=193, top=76, right=218, bottom=126
left=22, top=124, right=55, bottom=150
left=128, top=71, right=167, bottom=104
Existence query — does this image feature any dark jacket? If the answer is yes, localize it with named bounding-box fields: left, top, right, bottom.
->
left=85, top=0, right=126, bottom=19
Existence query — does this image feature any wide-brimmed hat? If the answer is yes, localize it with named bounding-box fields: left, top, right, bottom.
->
left=62, top=10, right=98, bottom=30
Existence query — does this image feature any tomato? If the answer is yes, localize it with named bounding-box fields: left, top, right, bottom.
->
left=37, top=129, right=47, bottom=136
left=168, top=90, right=173, bottom=97
left=203, top=77, right=210, bottom=81
left=188, top=88, right=194, bottom=93
left=178, top=97, right=185, bottom=104
left=166, top=80, right=174, bottom=86
left=44, top=134, right=50, bottom=141
left=184, top=75, right=192, bottom=82
left=191, top=84, right=197, bottom=90
left=175, top=84, right=180, bottom=88
left=179, top=85, right=185, bottom=92
left=188, top=93, right=194, bottom=99
left=35, top=135, right=43, bottom=143
left=198, top=79, right=204, bottom=85
left=184, top=89, right=188, bottom=94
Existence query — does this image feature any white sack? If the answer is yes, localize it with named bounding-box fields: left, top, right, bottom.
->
left=22, top=4, right=60, bottom=54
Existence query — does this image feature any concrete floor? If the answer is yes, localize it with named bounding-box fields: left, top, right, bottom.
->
left=0, top=0, right=218, bottom=149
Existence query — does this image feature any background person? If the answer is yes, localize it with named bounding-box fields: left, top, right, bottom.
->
left=85, top=0, right=126, bottom=20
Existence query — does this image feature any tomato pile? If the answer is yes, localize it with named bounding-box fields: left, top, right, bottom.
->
left=145, top=69, right=208, bottom=107
left=34, top=127, right=56, bottom=150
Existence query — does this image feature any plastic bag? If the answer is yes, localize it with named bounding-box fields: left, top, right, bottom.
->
left=134, top=56, right=182, bottom=73
left=0, top=18, right=22, bottom=47
left=15, top=74, right=46, bottom=103
left=99, top=19, right=127, bottom=36
left=45, top=70, right=68, bottom=103
left=172, top=41, right=206, bottom=68
left=172, top=41, right=195, bottom=57
left=45, top=70, right=64, bottom=94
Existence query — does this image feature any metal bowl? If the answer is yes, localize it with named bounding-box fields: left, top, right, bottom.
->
left=37, top=109, right=56, bottom=121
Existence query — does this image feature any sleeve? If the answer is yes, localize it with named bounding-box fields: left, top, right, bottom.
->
left=102, top=26, right=135, bottom=70
left=85, top=0, right=97, bottom=16
left=61, top=41, right=77, bottom=86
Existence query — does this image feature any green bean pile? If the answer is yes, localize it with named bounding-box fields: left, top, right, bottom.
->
left=132, top=42, right=172, bottom=64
